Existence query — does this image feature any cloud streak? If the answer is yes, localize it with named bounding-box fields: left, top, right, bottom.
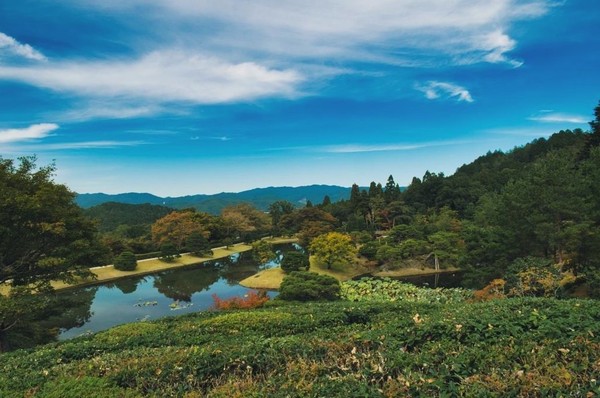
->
left=529, top=112, right=589, bottom=124
left=416, top=81, right=474, bottom=103
left=0, top=32, right=46, bottom=61
left=0, top=123, right=58, bottom=144
left=0, top=51, right=303, bottom=104
left=319, top=139, right=476, bottom=154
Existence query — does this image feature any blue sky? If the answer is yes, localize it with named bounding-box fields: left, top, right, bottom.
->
left=1, top=0, right=598, bottom=196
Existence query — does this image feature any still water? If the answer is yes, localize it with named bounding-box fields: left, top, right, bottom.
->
left=52, top=247, right=294, bottom=340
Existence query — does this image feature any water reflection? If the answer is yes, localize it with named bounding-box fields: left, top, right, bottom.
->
left=45, top=244, right=294, bottom=341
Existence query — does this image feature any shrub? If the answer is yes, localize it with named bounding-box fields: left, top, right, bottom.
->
left=159, top=243, right=179, bottom=261
left=278, top=271, right=340, bottom=301
left=505, top=256, right=575, bottom=298
left=472, top=279, right=506, bottom=301
left=281, top=251, right=309, bottom=273
left=113, top=251, right=137, bottom=271
left=212, top=290, right=270, bottom=310
left=358, top=241, right=379, bottom=260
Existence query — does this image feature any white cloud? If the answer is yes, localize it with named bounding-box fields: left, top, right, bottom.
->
left=0, top=51, right=302, bottom=104
left=529, top=112, right=588, bottom=124
left=0, top=123, right=58, bottom=144
left=58, top=105, right=162, bottom=121
left=0, top=32, right=46, bottom=61
left=416, top=81, right=474, bottom=103
left=478, top=30, right=523, bottom=68
left=74, top=0, right=549, bottom=67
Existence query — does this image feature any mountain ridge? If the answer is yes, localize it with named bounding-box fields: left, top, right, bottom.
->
left=76, top=184, right=353, bottom=214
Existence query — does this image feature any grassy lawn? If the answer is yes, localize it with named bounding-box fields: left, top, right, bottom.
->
left=260, top=237, right=299, bottom=245
left=239, top=267, right=286, bottom=289
left=240, top=255, right=370, bottom=290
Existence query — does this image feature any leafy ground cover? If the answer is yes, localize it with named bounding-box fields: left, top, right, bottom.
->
left=2, top=293, right=599, bottom=397
left=341, top=277, right=472, bottom=304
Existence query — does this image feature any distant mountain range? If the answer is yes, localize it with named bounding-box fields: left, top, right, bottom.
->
left=76, top=185, right=353, bottom=214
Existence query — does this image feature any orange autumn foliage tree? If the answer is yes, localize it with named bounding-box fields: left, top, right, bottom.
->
left=151, top=210, right=210, bottom=250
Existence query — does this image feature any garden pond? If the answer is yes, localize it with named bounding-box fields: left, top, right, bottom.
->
left=36, top=244, right=462, bottom=343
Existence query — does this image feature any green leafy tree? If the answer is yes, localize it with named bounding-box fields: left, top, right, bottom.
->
left=309, top=232, right=357, bottom=269
left=113, top=251, right=137, bottom=271
left=268, top=200, right=295, bottom=235
left=0, top=157, right=108, bottom=351
left=159, top=242, right=178, bottom=261
left=281, top=251, right=309, bottom=273
left=384, top=175, right=401, bottom=203
left=186, top=231, right=212, bottom=257
left=278, top=271, right=340, bottom=301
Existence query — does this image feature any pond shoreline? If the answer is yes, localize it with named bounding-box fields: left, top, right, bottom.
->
left=1, top=237, right=299, bottom=295
left=50, top=244, right=254, bottom=292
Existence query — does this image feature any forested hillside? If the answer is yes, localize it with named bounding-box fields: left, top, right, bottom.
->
left=84, top=202, right=174, bottom=232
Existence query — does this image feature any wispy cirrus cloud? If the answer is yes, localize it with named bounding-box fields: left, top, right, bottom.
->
left=0, top=32, right=46, bottom=61
left=57, top=105, right=165, bottom=122
left=528, top=112, right=589, bottom=124
left=415, top=81, right=474, bottom=103
left=0, top=51, right=302, bottom=105
left=75, top=0, right=549, bottom=68
left=308, top=139, right=475, bottom=154
left=10, top=140, right=146, bottom=152
left=0, top=123, right=58, bottom=144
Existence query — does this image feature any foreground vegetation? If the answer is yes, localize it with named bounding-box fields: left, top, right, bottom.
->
left=1, top=290, right=598, bottom=397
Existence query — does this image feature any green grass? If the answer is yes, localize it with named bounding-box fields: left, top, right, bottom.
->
left=2, top=291, right=599, bottom=397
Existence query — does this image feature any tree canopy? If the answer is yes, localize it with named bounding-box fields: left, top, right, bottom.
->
left=0, top=156, right=106, bottom=291
left=309, top=232, right=357, bottom=269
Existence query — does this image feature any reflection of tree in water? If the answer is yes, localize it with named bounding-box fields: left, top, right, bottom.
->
left=6, top=287, right=97, bottom=351
left=219, top=244, right=301, bottom=285
left=111, top=277, right=141, bottom=294
left=219, top=251, right=263, bottom=285
left=153, top=264, right=220, bottom=302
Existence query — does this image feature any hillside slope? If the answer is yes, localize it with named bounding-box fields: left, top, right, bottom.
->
left=2, top=297, right=598, bottom=397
